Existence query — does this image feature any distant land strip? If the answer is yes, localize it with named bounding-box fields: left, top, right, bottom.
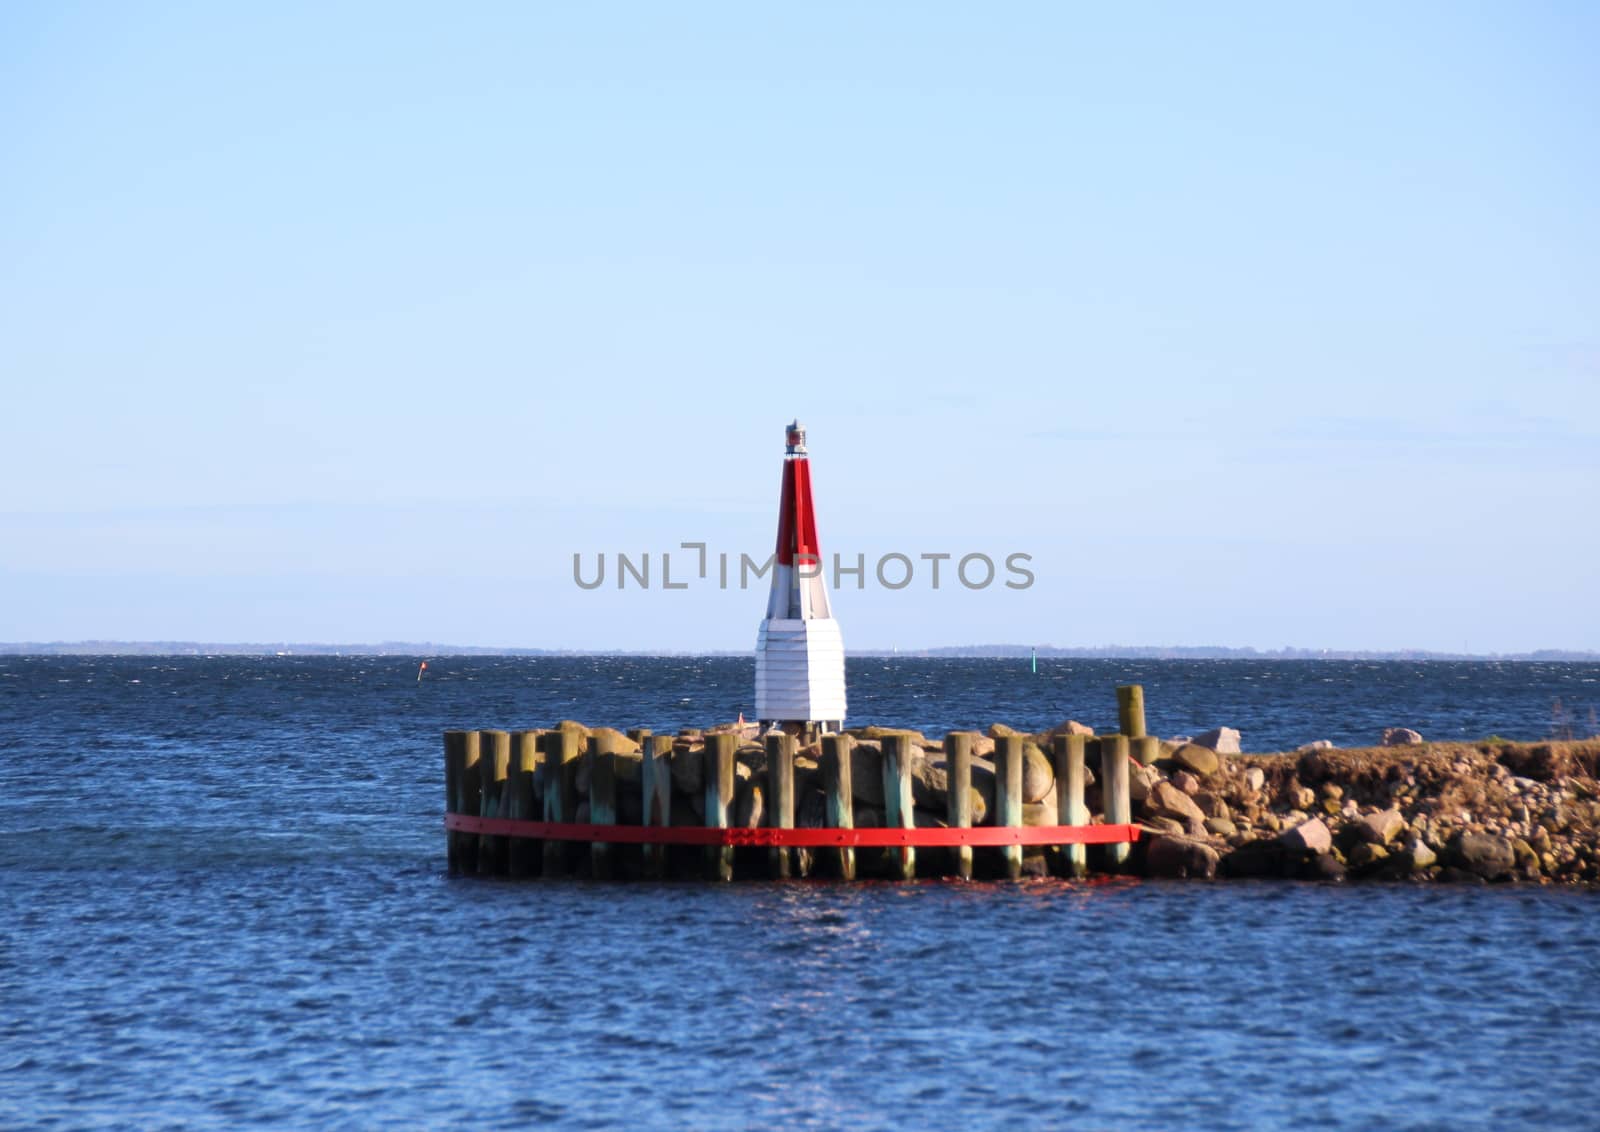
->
left=2, top=641, right=1596, bottom=661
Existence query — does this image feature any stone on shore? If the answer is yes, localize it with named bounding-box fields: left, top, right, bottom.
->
left=1145, top=835, right=1220, bottom=879
left=1145, top=780, right=1207, bottom=826
left=1172, top=744, right=1221, bottom=777
left=1383, top=727, right=1424, bottom=746
left=1356, top=808, right=1406, bottom=846
left=1444, top=832, right=1514, bottom=880
left=1297, top=740, right=1333, bottom=752
left=1244, top=767, right=1265, bottom=792
left=1044, top=720, right=1095, bottom=738
left=1278, top=817, right=1332, bottom=854
left=1191, top=727, right=1241, bottom=754
left=1022, top=743, right=1055, bottom=803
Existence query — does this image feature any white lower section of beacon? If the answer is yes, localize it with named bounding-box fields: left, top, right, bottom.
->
left=754, top=618, right=847, bottom=724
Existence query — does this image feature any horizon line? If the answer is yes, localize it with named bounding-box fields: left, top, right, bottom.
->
left=2, top=640, right=1597, bottom=662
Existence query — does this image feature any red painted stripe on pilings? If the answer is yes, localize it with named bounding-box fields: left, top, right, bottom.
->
left=445, top=813, right=1140, bottom=848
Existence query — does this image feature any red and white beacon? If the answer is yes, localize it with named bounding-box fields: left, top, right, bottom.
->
left=755, top=420, right=846, bottom=733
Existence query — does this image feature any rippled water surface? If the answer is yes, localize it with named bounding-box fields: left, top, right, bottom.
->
left=4, top=656, right=1599, bottom=1129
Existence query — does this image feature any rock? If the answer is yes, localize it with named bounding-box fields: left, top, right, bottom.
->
left=1172, top=744, right=1221, bottom=776
left=1356, top=809, right=1406, bottom=846
left=1382, top=727, right=1424, bottom=746
left=1278, top=817, right=1332, bottom=854
left=1221, top=838, right=1291, bottom=878
left=1303, top=853, right=1347, bottom=883
left=1022, top=743, right=1054, bottom=803
left=1045, top=720, right=1095, bottom=738
left=1347, top=842, right=1388, bottom=870
left=1145, top=835, right=1220, bottom=879
left=588, top=726, right=640, bottom=755
left=1204, top=817, right=1238, bottom=836
left=1146, top=815, right=1186, bottom=836
left=1129, top=764, right=1159, bottom=805
left=1191, top=727, right=1241, bottom=755
left=988, top=723, right=1024, bottom=739
left=1171, top=770, right=1201, bottom=795
left=1444, top=832, right=1514, bottom=880
left=1193, top=792, right=1230, bottom=820
left=1296, top=740, right=1334, bottom=752
left=1244, top=767, right=1265, bottom=792
left=912, top=808, right=949, bottom=829
left=1022, top=798, right=1059, bottom=826
left=945, top=730, right=996, bottom=759
left=1145, top=780, right=1207, bottom=826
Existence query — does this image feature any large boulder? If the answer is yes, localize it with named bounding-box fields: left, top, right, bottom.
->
left=988, top=723, right=1025, bottom=739
left=1382, top=727, right=1424, bottom=746
left=1043, top=720, right=1095, bottom=738
left=1145, top=835, right=1220, bottom=879
left=1022, top=743, right=1054, bottom=803
left=1444, top=833, right=1514, bottom=880
left=1191, top=727, right=1242, bottom=754
left=1355, top=809, right=1406, bottom=846
left=1144, top=780, right=1207, bottom=826
left=1278, top=817, right=1332, bottom=854
left=1296, top=740, right=1334, bottom=752
left=1172, top=744, right=1221, bottom=777
left=1129, top=764, right=1159, bottom=805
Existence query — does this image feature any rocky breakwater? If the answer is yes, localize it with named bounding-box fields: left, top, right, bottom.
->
left=1143, top=736, right=1600, bottom=885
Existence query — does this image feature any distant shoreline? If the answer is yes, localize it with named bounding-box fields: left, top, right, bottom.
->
left=2, top=641, right=1596, bottom=661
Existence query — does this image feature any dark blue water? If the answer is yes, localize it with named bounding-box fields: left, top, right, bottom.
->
left=4, top=657, right=1599, bottom=1130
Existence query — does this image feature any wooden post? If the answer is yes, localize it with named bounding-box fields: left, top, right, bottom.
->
left=994, top=735, right=1023, bottom=879
left=452, top=730, right=483, bottom=874
left=642, top=734, right=672, bottom=880
left=1116, top=684, right=1147, bottom=739
left=588, top=735, right=618, bottom=880
left=1132, top=735, right=1160, bottom=771
left=1101, top=734, right=1132, bottom=870
left=944, top=732, right=974, bottom=880
left=1053, top=734, right=1088, bottom=879
left=766, top=732, right=796, bottom=879
left=704, top=732, right=735, bottom=881
left=444, top=730, right=466, bottom=872
left=478, top=730, right=511, bottom=876
left=506, top=730, right=541, bottom=878
left=542, top=727, right=581, bottom=879
left=881, top=733, right=916, bottom=880
left=821, top=733, right=855, bottom=880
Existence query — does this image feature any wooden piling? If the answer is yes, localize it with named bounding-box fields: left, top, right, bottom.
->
left=704, top=732, right=736, bottom=881
left=766, top=732, right=796, bottom=879
left=1116, top=684, right=1147, bottom=739
left=477, top=730, right=511, bottom=876
left=588, top=735, right=619, bottom=880
left=1101, top=733, right=1132, bottom=870
left=882, top=733, right=916, bottom=880
left=994, top=735, right=1024, bottom=879
left=1132, top=735, right=1160, bottom=771
left=506, top=730, right=541, bottom=878
left=821, top=733, right=855, bottom=880
left=642, top=733, right=672, bottom=880
left=443, top=730, right=467, bottom=872
left=944, top=732, right=974, bottom=880
left=452, top=730, right=482, bottom=874
left=542, top=727, right=581, bottom=878
left=1053, top=733, right=1088, bottom=879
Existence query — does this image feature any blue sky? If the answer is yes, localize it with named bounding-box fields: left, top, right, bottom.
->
left=2, top=2, right=1596, bottom=651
